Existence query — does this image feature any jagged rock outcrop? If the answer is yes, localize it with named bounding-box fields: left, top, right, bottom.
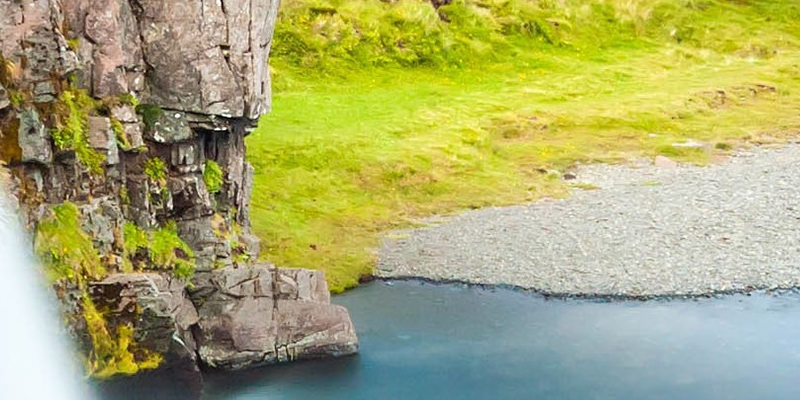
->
left=0, top=0, right=358, bottom=382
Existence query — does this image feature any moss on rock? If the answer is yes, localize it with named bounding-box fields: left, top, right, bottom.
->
left=34, top=201, right=106, bottom=283
left=51, top=87, right=105, bottom=174
left=123, top=221, right=197, bottom=279
left=135, top=103, right=163, bottom=132
left=83, top=295, right=162, bottom=379
left=203, top=159, right=224, bottom=194
left=143, top=156, right=168, bottom=187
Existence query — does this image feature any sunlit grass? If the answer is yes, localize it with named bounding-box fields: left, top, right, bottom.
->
left=249, top=0, right=800, bottom=292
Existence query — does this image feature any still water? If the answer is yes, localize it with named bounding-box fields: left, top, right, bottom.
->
left=100, top=281, right=800, bottom=400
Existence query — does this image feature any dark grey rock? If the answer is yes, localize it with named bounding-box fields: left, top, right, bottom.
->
left=17, top=108, right=52, bottom=164
left=167, top=174, right=213, bottom=220
left=170, top=140, right=203, bottom=174
left=123, top=122, right=145, bottom=149
left=33, top=80, right=56, bottom=103
left=147, top=111, right=193, bottom=144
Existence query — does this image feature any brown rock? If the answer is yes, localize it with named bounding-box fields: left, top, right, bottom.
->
left=123, top=122, right=145, bottom=149
left=192, top=266, right=359, bottom=371
left=87, top=116, right=120, bottom=165
left=654, top=155, right=678, bottom=168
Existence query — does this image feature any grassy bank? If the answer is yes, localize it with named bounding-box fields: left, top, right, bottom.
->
left=248, top=0, right=800, bottom=292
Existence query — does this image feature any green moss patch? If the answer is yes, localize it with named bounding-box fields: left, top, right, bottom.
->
left=110, top=118, right=131, bottom=150
left=203, top=159, right=224, bottom=194
left=143, top=156, right=168, bottom=187
left=51, top=88, right=105, bottom=174
left=123, top=221, right=196, bottom=279
left=135, top=103, right=163, bottom=132
left=34, top=201, right=106, bottom=283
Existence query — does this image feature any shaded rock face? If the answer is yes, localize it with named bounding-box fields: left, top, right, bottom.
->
left=0, top=0, right=358, bottom=381
left=90, top=274, right=203, bottom=390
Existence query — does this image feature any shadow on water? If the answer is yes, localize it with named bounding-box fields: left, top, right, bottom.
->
left=100, top=281, right=800, bottom=400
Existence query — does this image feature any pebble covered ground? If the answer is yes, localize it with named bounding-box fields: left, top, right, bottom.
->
left=377, top=144, right=800, bottom=297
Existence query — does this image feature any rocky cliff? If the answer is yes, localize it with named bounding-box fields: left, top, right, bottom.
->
left=0, top=0, right=357, bottom=384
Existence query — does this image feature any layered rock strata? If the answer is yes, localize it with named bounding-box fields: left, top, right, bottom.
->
left=0, top=0, right=357, bottom=381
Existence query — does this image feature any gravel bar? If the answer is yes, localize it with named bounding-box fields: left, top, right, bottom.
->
left=377, top=145, right=800, bottom=298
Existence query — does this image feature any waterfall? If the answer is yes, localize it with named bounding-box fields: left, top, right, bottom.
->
left=0, top=186, right=91, bottom=399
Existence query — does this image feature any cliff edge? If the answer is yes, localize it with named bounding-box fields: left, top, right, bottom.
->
left=0, top=0, right=358, bottom=382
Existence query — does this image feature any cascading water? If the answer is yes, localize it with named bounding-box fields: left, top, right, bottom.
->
left=0, top=181, right=91, bottom=399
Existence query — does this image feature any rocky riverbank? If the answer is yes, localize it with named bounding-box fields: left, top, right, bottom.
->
left=378, top=144, right=800, bottom=298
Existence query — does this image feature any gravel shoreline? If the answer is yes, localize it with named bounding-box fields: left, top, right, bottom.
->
left=377, top=144, right=800, bottom=297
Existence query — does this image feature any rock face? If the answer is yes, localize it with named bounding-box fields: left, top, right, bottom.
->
left=192, top=266, right=358, bottom=370
left=90, top=273, right=202, bottom=388
left=0, top=0, right=358, bottom=382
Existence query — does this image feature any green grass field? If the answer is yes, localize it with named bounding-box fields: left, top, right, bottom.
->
left=248, top=0, right=800, bottom=292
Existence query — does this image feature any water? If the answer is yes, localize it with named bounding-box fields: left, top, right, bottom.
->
left=0, top=190, right=90, bottom=399
left=101, top=280, right=800, bottom=400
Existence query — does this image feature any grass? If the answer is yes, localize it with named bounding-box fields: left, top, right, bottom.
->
left=249, top=0, right=800, bottom=292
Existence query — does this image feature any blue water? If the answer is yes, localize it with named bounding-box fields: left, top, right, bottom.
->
left=100, top=281, right=800, bottom=400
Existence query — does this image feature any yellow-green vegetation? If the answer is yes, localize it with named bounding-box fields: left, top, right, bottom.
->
left=249, top=0, right=800, bottom=291
left=0, top=52, right=20, bottom=89
left=203, top=159, right=224, bottom=194
left=34, top=201, right=106, bottom=283
left=34, top=203, right=163, bottom=378
left=110, top=118, right=131, bottom=149
left=143, top=156, right=168, bottom=186
left=83, top=295, right=162, bottom=379
left=123, top=221, right=196, bottom=279
left=122, top=221, right=149, bottom=272
left=51, top=88, right=106, bottom=174
left=118, top=93, right=140, bottom=108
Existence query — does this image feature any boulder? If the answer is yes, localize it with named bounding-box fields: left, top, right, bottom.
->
left=192, top=265, right=359, bottom=370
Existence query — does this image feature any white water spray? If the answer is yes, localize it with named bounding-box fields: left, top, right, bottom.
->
left=0, top=184, right=91, bottom=399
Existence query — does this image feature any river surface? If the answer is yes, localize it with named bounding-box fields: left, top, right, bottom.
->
left=99, top=281, right=800, bottom=400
